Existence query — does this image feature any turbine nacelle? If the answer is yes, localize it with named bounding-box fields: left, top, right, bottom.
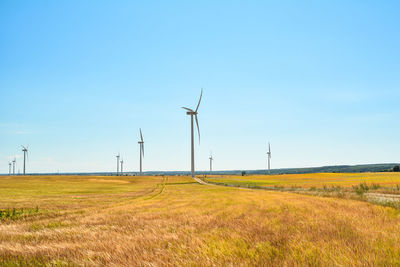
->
left=184, top=109, right=197, bottom=115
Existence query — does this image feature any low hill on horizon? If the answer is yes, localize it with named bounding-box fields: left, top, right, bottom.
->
left=4, top=163, right=399, bottom=176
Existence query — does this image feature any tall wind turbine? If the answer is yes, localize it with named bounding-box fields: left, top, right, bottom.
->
left=8, top=162, right=11, bottom=175
left=182, top=89, right=202, bottom=178
left=209, top=152, right=213, bottom=173
left=116, top=153, right=120, bottom=176
left=267, top=142, right=271, bottom=174
left=120, top=158, right=124, bottom=175
left=21, top=145, right=28, bottom=175
left=12, top=158, right=16, bottom=175
left=138, top=128, right=144, bottom=176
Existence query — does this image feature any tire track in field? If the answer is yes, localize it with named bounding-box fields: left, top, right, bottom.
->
left=194, top=177, right=252, bottom=190
left=145, top=176, right=168, bottom=200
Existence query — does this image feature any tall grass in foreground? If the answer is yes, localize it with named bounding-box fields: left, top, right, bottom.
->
left=0, top=175, right=400, bottom=265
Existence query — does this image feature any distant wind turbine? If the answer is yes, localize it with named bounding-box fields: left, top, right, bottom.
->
left=12, top=158, right=16, bottom=175
left=182, top=89, right=203, bottom=178
left=209, top=152, right=214, bottom=173
left=138, top=129, right=144, bottom=176
left=116, top=153, right=120, bottom=176
left=267, top=142, right=271, bottom=174
left=8, top=162, right=11, bottom=175
left=22, top=145, right=28, bottom=175
left=120, top=158, right=124, bottom=175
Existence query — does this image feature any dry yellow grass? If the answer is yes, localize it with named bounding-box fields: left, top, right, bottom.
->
left=206, top=172, right=400, bottom=188
left=1, top=174, right=400, bottom=266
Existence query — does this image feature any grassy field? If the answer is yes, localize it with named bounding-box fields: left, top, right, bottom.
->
left=1, top=174, right=400, bottom=265
left=204, top=172, right=400, bottom=188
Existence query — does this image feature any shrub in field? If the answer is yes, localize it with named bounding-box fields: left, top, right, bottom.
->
left=273, top=185, right=284, bottom=190
left=353, top=182, right=369, bottom=196
left=370, top=183, right=380, bottom=190
left=0, top=207, right=39, bottom=220
left=330, top=185, right=343, bottom=192
left=291, top=185, right=301, bottom=190
left=393, top=165, right=400, bottom=172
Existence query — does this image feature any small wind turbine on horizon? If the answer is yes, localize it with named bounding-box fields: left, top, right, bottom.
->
left=267, top=142, right=271, bottom=174
left=138, top=128, right=144, bottom=176
left=22, top=145, right=28, bottom=175
left=8, top=162, right=11, bottom=175
left=182, top=89, right=203, bottom=178
left=116, top=153, right=120, bottom=176
left=12, top=158, right=16, bottom=175
left=209, top=152, right=214, bottom=173
left=120, top=158, right=124, bottom=175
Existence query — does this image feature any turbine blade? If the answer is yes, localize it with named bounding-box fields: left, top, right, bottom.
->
left=140, top=128, right=143, bottom=142
left=195, top=114, right=200, bottom=144
left=269, top=143, right=271, bottom=157
left=195, top=89, right=203, bottom=113
left=182, top=107, right=193, bottom=112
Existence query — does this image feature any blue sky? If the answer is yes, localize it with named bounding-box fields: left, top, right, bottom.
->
left=1, top=1, right=399, bottom=173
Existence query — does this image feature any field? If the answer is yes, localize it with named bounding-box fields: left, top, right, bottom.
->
left=1, top=174, right=400, bottom=266
left=204, top=172, right=400, bottom=188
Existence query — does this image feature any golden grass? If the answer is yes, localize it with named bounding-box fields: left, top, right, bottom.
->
left=88, top=178, right=130, bottom=184
left=1, top=175, right=400, bottom=265
left=205, top=172, right=400, bottom=188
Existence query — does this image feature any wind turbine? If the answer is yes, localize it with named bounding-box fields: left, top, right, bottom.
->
left=116, top=153, right=120, bottom=176
left=21, top=145, right=28, bottom=175
left=209, top=152, right=214, bottom=173
left=8, top=162, right=11, bottom=175
left=138, top=128, right=144, bottom=176
left=12, top=158, right=16, bottom=175
left=120, top=158, right=124, bottom=175
left=182, top=89, right=202, bottom=178
left=267, top=142, right=271, bottom=174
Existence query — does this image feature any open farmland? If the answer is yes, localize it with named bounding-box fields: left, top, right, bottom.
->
left=1, top=175, right=400, bottom=266
left=204, top=172, right=400, bottom=188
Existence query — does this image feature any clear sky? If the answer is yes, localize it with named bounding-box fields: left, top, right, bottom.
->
left=1, top=1, right=399, bottom=174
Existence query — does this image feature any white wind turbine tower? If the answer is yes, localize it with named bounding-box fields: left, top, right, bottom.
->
left=8, top=162, right=11, bottom=175
left=120, top=158, right=124, bottom=175
left=22, top=145, right=28, bottom=175
left=182, top=89, right=203, bottom=178
left=209, top=152, right=214, bottom=173
left=138, top=128, right=144, bottom=176
left=12, top=158, right=16, bottom=175
left=267, top=142, right=271, bottom=174
left=116, top=153, right=120, bottom=176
